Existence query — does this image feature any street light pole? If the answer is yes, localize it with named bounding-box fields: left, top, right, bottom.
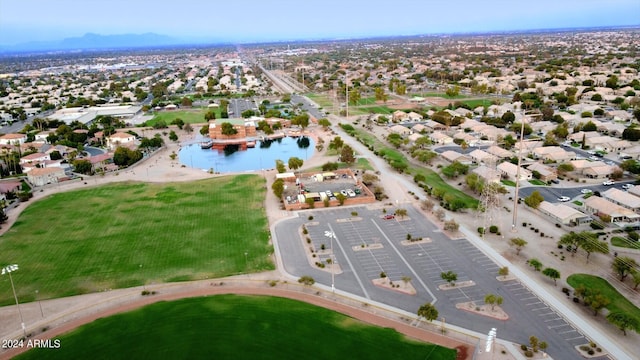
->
left=2, top=264, right=27, bottom=338
left=324, top=230, right=336, bottom=292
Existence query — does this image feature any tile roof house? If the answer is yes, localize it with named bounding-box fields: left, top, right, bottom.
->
left=526, top=162, right=557, bottom=182
left=440, top=150, right=472, bottom=165
left=106, top=132, right=137, bottom=150
left=602, top=188, right=640, bottom=213
left=27, top=167, right=66, bottom=187
left=388, top=124, right=411, bottom=136
left=472, top=165, right=501, bottom=184
left=584, top=196, right=640, bottom=223
left=0, top=133, right=27, bottom=145
left=469, top=149, right=498, bottom=165
left=497, top=161, right=532, bottom=182
left=532, top=146, right=576, bottom=162
left=538, top=201, right=590, bottom=225
left=429, top=132, right=454, bottom=145
left=486, top=145, right=513, bottom=159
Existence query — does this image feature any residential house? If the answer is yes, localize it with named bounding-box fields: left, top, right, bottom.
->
left=453, top=132, right=479, bottom=146
left=584, top=196, right=640, bottom=223
left=89, top=153, right=115, bottom=173
left=411, top=124, right=428, bottom=134
left=429, top=132, right=453, bottom=145
left=440, top=150, right=472, bottom=165
left=106, top=132, right=137, bottom=150
left=485, top=145, right=513, bottom=159
left=388, top=124, right=411, bottom=136
left=497, top=162, right=532, bottom=182
left=469, top=149, right=498, bottom=165
left=423, top=120, right=446, bottom=132
left=392, top=110, right=409, bottom=122
left=0, top=133, right=27, bottom=145
left=19, top=152, right=51, bottom=165
left=532, top=146, right=576, bottom=162
left=472, top=165, right=501, bottom=184
left=407, top=133, right=424, bottom=144
left=538, top=201, right=590, bottom=225
left=27, top=167, right=66, bottom=187
left=35, top=131, right=54, bottom=143
left=526, top=162, right=557, bottom=182
left=602, top=188, right=640, bottom=213
left=0, top=180, right=21, bottom=200
left=406, top=112, right=423, bottom=121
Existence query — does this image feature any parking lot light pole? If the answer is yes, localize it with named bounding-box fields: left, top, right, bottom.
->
left=324, top=230, right=336, bottom=292
left=2, top=264, right=27, bottom=338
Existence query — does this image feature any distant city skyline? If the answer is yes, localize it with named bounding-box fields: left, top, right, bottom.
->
left=1, top=0, right=639, bottom=46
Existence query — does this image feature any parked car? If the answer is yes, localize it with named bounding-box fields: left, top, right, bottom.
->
left=550, top=179, right=560, bottom=184
left=340, top=190, right=348, bottom=196
left=581, top=189, right=593, bottom=194
left=346, top=189, right=356, bottom=197
left=558, top=196, right=571, bottom=202
left=603, top=180, right=615, bottom=186
left=383, top=214, right=395, bottom=220
left=622, top=184, right=633, bottom=190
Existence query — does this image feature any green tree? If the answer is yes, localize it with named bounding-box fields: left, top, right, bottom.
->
left=417, top=303, right=439, bottom=322
left=183, top=123, right=193, bottom=134
left=607, top=312, right=639, bottom=336
left=171, top=118, right=185, bottom=129
left=612, top=256, right=638, bottom=281
left=586, top=292, right=610, bottom=316
left=318, top=118, right=331, bottom=130
left=204, top=110, right=216, bottom=121
left=631, top=269, right=640, bottom=290
left=329, top=136, right=344, bottom=150
left=484, top=293, right=497, bottom=310
left=394, top=208, right=408, bottom=219
left=72, top=159, right=92, bottom=174
left=169, top=130, right=178, bottom=142
left=271, top=178, right=284, bottom=198
left=113, top=147, right=143, bottom=167
left=581, top=237, right=609, bottom=263
left=510, top=237, right=528, bottom=255
left=445, top=86, right=460, bottom=97
left=440, top=271, right=457, bottom=286
left=527, top=258, right=543, bottom=271
left=542, top=267, right=561, bottom=286
left=336, top=193, right=346, bottom=206
left=200, top=124, right=209, bottom=136
left=340, top=145, right=355, bottom=164
left=220, top=122, right=237, bottom=136
left=498, top=266, right=509, bottom=279
left=275, top=159, right=286, bottom=173
left=288, top=157, right=304, bottom=172
left=558, top=231, right=591, bottom=257
left=524, top=191, right=544, bottom=208
left=298, top=275, right=315, bottom=285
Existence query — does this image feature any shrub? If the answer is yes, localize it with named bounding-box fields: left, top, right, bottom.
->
left=489, top=225, right=499, bottom=234
left=298, top=276, right=315, bottom=285
left=302, top=226, right=308, bottom=234
left=520, top=344, right=528, bottom=351
left=587, top=350, right=594, bottom=355
left=524, top=350, right=534, bottom=358
left=478, top=227, right=485, bottom=234
left=308, top=215, right=314, bottom=221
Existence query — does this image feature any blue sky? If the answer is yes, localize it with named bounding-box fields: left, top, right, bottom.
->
left=0, top=0, right=638, bottom=45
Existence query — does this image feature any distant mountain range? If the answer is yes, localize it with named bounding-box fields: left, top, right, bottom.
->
left=0, top=33, right=184, bottom=53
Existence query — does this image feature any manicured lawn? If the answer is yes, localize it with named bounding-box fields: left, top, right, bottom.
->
left=528, top=179, right=547, bottom=186
left=17, top=295, right=455, bottom=360
left=0, top=175, right=274, bottom=306
left=305, top=93, right=335, bottom=109
left=145, top=109, right=211, bottom=127
left=501, top=180, right=516, bottom=187
left=309, top=158, right=374, bottom=172
left=611, top=236, right=640, bottom=250
left=567, top=274, right=640, bottom=331
left=459, top=99, right=492, bottom=108
left=358, top=105, right=395, bottom=114
left=572, top=201, right=583, bottom=206
left=415, top=92, right=467, bottom=99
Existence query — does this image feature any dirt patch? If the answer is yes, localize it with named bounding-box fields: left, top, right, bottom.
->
left=352, top=243, right=384, bottom=251
left=372, top=277, right=416, bottom=295
left=456, top=302, right=509, bottom=321
left=438, top=280, right=475, bottom=291
left=401, top=238, right=433, bottom=246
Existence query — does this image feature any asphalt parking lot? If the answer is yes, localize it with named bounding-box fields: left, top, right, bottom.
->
left=275, top=204, right=590, bottom=360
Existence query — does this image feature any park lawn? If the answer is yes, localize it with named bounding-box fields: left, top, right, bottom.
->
left=567, top=274, right=640, bottom=331
left=17, top=295, right=455, bottom=360
left=306, top=93, right=334, bottom=109
left=145, top=109, right=211, bottom=127
left=459, top=99, right=492, bottom=108
left=611, top=236, right=640, bottom=250
left=0, top=175, right=274, bottom=306
left=414, top=92, right=468, bottom=99
left=358, top=105, right=395, bottom=114
left=354, top=97, right=377, bottom=106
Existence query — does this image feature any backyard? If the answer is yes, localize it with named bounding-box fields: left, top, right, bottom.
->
left=0, top=175, right=273, bottom=305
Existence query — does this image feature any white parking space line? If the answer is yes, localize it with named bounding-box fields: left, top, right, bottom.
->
left=538, top=312, right=556, bottom=316
left=549, top=324, right=570, bottom=329
left=565, top=336, right=585, bottom=341
left=328, top=223, right=370, bottom=299
left=559, top=329, right=577, bottom=334
left=531, top=307, right=548, bottom=311
left=544, top=318, right=563, bottom=322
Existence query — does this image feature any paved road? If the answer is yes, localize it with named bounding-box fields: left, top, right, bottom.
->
left=518, top=180, right=635, bottom=204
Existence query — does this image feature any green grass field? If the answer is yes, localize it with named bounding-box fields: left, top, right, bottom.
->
left=611, top=236, right=640, bottom=250
left=567, top=274, right=640, bottom=331
left=145, top=109, right=212, bottom=127
left=0, top=175, right=274, bottom=306
left=305, top=93, right=335, bottom=109
left=17, top=295, right=455, bottom=360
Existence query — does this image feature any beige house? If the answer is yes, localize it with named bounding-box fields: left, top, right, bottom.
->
left=584, top=196, right=640, bottom=223
left=27, top=167, right=66, bottom=187
left=429, top=132, right=453, bottom=145
left=486, top=145, right=513, bottom=159
left=497, top=162, right=531, bottom=182
left=532, top=146, right=575, bottom=162
left=526, top=162, right=557, bottom=182
left=388, top=125, right=411, bottom=136
left=106, top=132, right=137, bottom=150
left=538, top=201, right=590, bottom=225
left=602, top=188, right=640, bottom=213
left=0, top=133, right=27, bottom=145
left=472, top=165, right=501, bottom=184
left=469, top=149, right=498, bottom=165
left=440, top=150, right=472, bottom=165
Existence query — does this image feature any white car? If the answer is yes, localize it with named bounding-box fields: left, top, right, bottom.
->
left=340, top=190, right=348, bottom=196
left=603, top=180, right=615, bottom=186
left=622, top=184, right=634, bottom=190
left=558, top=196, right=571, bottom=202
left=346, top=189, right=356, bottom=197
left=580, top=189, right=593, bottom=194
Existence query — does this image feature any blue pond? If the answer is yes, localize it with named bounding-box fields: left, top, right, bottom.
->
left=178, top=136, right=315, bottom=172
